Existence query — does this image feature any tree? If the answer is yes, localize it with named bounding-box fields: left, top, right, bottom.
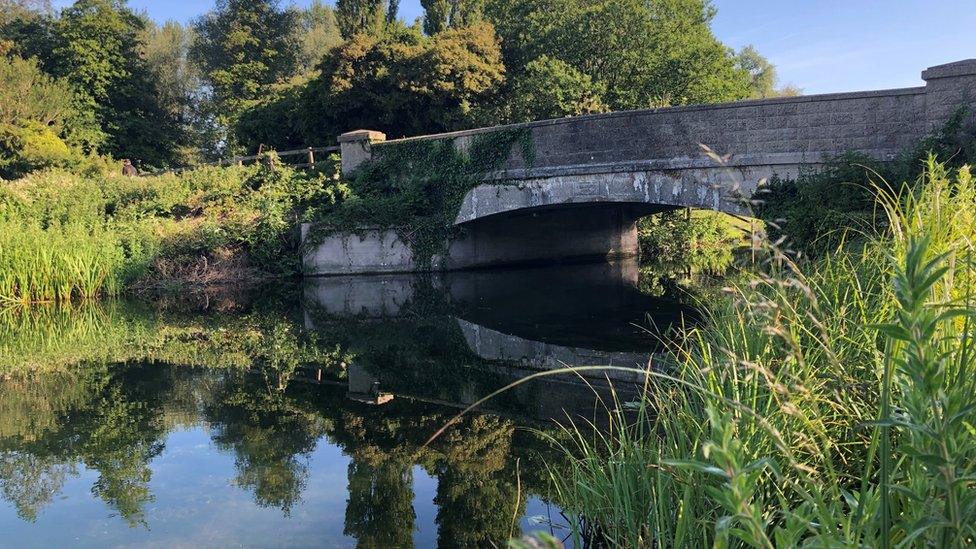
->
left=1, top=0, right=184, bottom=167
left=143, top=20, right=202, bottom=164
left=735, top=44, right=800, bottom=99
left=508, top=55, right=607, bottom=122
left=0, top=0, right=51, bottom=26
left=0, top=54, right=84, bottom=178
left=487, top=0, right=753, bottom=110
left=52, top=0, right=181, bottom=167
left=191, top=0, right=302, bottom=125
left=298, top=0, right=343, bottom=76
left=235, top=21, right=506, bottom=150
left=421, top=0, right=483, bottom=35
left=335, top=0, right=387, bottom=39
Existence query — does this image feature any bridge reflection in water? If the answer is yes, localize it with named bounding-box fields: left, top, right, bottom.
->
left=301, top=259, right=695, bottom=423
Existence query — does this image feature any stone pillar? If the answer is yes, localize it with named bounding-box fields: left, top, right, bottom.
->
left=338, top=129, right=386, bottom=176
left=922, top=59, right=976, bottom=131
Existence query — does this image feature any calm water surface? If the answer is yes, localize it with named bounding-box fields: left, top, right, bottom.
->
left=0, top=261, right=693, bottom=547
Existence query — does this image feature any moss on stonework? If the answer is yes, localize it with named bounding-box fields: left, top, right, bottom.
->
left=306, top=127, right=534, bottom=267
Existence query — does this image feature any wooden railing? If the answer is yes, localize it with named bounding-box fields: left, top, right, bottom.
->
left=152, top=145, right=341, bottom=176
left=215, top=146, right=341, bottom=168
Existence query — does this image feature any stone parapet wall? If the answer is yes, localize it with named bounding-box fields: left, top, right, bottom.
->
left=361, top=59, right=976, bottom=178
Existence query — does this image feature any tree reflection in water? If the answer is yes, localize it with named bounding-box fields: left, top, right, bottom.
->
left=0, top=296, right=576, bottom=545
left=0, top=268, right=680, bottom=547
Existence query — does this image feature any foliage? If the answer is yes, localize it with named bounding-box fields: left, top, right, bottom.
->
left=756, top=109, right=976, bottom=257
left=0, top=54, right=74, bottom=129
left=0, top=0, right=51, bottom=26
left=236, top=21, right=506, bottom=150
left=53, top=0, right=182, bottom=166
left=507, top=55, right=607, bottom=122
left=142, top=20, right=203, bottom=165
left=0, top=54, right=91, bottom=178
left=335, top=0, right=389, bottom=39
left=1, top=0, right=185, bottom=167
left=639, top=209, right=744, bottom=274
left=0, top=160, right=345, bottom=302
left=307, top=127, right=532, bottom=267
left=487, top=0, right=752, bottom=112
left=545, top=159, right=976, bottom=546
left=298, top=0, right=343, bottom=76
left=421, top=0, right=484, bottom=35
left=734, top=44, right=799, bottom=99
left=190, top=0, right=303, bottom=130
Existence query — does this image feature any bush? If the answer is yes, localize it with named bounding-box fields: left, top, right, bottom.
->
left=0, top=121, right=75, bottom=178
left=0, top=54, right=93, bottom=179
left=0, top=159, right=346, bottom=302
left=756, top=109, right=976, bottom=257
left=638, top=209, right=743, bottom=274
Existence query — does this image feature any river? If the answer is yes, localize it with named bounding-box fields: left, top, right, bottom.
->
left=0, top=260, right=695, bottom=547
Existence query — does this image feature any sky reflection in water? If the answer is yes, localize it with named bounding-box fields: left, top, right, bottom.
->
left=0, top=261, right=693, bottom=547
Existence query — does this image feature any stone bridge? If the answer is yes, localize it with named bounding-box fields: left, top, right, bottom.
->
left=303, top=59, right=976, bottom=275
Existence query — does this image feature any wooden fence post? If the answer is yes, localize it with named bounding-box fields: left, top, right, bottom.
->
left=307, top=147, right=315, bottom=166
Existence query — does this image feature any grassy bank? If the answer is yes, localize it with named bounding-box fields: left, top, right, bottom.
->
left=543, top=158, right=976, bottom=546
left=0, top=158, right=344, bottom=303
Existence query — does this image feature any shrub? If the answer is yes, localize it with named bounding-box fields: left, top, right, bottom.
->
left=0, top=159, right=346, bottom=302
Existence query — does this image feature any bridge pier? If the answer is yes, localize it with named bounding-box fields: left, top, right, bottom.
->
left=301, top=202, right=662, bottom=274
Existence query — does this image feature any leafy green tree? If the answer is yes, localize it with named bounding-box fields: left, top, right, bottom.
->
left=143, top=20, right=203, bottom=164
left=0, top=0, right=50, bottom=26
left=335, top=0, right=387, bottom=39
left=734, top=44, right=799, bottom=99
left=190, top=0, right=302, bottom=135
left=235, top=21, right=505, bottom=149
left=313, top=22, right=504, bottom=135
left=0, top=54, right=83, bottom=178
left=488, top=0, right=752, bottom=110
left=421, top=0, right=483, bottom=35
left=298, top=0, right=343, bottom=76
left=51, top=0, right=181, bottom=166
left=508, top=55, right=607, bottom=122
left=2, top=0, right=184, bottom=167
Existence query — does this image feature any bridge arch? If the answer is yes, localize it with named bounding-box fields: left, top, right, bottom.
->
left=302, top=59, right=976, bottom=274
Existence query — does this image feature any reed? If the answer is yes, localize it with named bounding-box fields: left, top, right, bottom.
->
left=540, top=158, right=976, bottom=547
left=0, top=221, right=125, bottom=303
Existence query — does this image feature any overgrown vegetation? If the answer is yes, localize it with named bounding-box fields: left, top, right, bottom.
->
left=756, top=109, right=976, bottom=257
left=638, top=209, right=746, bottom=275
left=307, top=127, right=533, bottom=266
left=540, top=159, right=976, bottom=546
left=0, top=159, right=344, bottom=303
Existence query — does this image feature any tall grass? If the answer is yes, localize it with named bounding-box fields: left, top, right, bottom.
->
left=0, top=161, right=342, bottom=303
left=0, top=221, right=125, bottom=303
left=541, top=158, right=976, bottom=547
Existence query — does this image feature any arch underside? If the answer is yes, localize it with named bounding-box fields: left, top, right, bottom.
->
left=453, top=167, right=756, bottom=226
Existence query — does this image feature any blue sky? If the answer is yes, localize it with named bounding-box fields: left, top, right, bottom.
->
left=53, top=0, right=975, bottom=95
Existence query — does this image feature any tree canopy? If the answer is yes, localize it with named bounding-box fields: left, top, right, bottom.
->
left=1, top=0, right=782, bottom=168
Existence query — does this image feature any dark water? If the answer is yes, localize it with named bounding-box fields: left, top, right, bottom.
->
left=0, top=261, right=693, bottom=547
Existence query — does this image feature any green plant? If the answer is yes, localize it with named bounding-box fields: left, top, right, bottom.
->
left=306, top=127, right=533, bottom=266
left=638, top=209, right=743, bottom=274
left=490, top=158, right=976, bottom=547
left=0, top=158, right=345, bottom=302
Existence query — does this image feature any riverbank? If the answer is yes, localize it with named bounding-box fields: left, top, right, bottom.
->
left=0, top=158, right=346, bottom=304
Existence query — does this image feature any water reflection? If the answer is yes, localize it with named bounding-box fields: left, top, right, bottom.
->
left=0, top=260, right=693, bottom=546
